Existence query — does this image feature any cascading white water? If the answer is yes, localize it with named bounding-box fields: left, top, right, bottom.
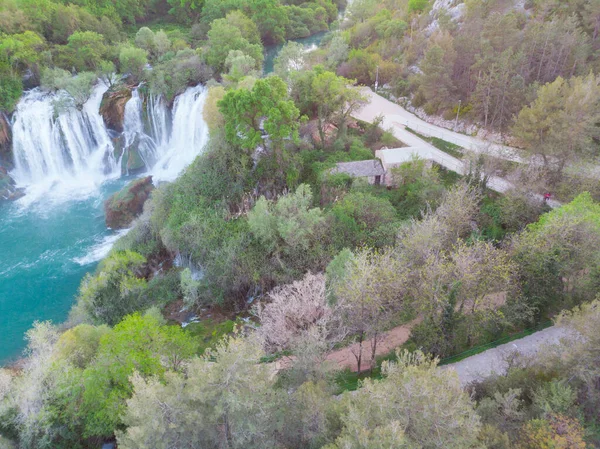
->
left=9, top=82, right=208, bottom=203
left=120, top=84, right=208, bottom=181
left=151, top=85, right=208, bottom=181
left=11, top=82, right=117, bottom=202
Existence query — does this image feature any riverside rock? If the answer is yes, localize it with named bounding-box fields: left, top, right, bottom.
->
left=0, top=167, right=23, bottom=201
left=0, top=113, right=12, bottom=169
left=100, top=85, right=133, bottom=133
left=104, top=176, right=154, bottom=229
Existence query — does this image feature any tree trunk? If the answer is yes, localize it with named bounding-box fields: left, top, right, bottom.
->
left=369, top=332, right=378, bottom=374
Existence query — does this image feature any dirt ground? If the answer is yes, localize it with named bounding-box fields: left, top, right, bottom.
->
left=324, top=317, right=422, bottom=372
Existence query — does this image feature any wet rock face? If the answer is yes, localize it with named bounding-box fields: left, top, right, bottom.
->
left=99, top=86, right=133, bottom=133
left=0, top=166, right=23, bottom=201
left=120, top=135, right=147, bottom=176
left=104, top=176, right=154, bottom=229
left=0, top=113, right=12, bottom=169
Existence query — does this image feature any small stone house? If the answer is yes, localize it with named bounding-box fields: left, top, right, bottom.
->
left=330, top=159, right=386, bottom=185
left=375, top=147, right=433, bottom=186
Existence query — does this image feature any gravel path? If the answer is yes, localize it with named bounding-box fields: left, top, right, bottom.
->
left=447, top=326, right=572, bottom=386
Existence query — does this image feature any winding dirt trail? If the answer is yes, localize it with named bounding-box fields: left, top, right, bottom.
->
left=324, top=317, right=422, bottom=372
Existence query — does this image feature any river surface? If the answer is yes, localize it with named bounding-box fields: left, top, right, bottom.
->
left=263, top=31, right=328, bottom=74
left=0, top=84, right=208, bottom=364
left=0, top=182, right=126, bottom=364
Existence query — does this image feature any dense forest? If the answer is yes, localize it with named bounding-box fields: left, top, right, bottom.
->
left=2, top=0, right=600, bottom=448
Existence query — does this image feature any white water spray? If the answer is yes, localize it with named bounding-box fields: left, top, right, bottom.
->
left=9, top=82, right=208, bottom=203
left=11, top=83, right=117, bottom=203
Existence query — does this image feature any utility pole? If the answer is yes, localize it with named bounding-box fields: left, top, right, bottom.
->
left=454, top=99, right=461, bottom=131
left=375, top=65, right=379, bottom=92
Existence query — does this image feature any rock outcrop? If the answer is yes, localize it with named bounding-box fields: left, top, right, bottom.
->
left=0, top=112, right=12, bottom=169
left=120, top=135, right=147, bottom=175
left=0, top=167, right=23, bottom=201
left=104, top=176, right=154, bottom=229
left=99, top=85, right=132, bottom=133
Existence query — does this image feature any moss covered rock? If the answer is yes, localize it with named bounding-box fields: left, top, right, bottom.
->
left=104, top=176, right=154, bottom=229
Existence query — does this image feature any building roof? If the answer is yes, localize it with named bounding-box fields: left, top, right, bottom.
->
left=331, top=159, right=385, bottom=177
left=376, top=147, right=430, bottom=166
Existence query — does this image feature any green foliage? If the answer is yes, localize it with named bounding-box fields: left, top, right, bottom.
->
left=512, top=193, right=600, bottom=315
left=145, top=48, right=211, bottom=100
left=0, top=65, right=22, bottom=111
left=249, top=184, right=324, bottom=253
left=41, top=68, right=96, bottom=108
left=65, top=30, right=107, bottom=71
left=80, top=313, right=196, bottom=439
left=205, top=15, right=263, bottom=74
left=73, top=250, right=148, bottom=325
left=118, top=46, right=147, bottom=80
left=180, top=267, right=201, bottom=308
left=183, top=318, right=236, bottom=354
left=329, top=191, right=398, bottom=249
left=219, top=76, right=300, bottom=179
left=407, top=0, right=428, bottom=13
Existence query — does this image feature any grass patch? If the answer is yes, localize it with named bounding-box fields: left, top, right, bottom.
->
left=406, top=127, right=464, bottom=159
left=184, top=318, right=236, bottom=354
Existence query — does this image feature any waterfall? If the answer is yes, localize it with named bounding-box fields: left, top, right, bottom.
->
left=152, top=85, right=208, bottom=181
left=9, top=82, right=208, bottom=202
left=11, top=82, right=117, bottom=201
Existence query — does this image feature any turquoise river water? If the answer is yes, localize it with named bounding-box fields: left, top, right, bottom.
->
left=0, top=181, right=126, bottom=363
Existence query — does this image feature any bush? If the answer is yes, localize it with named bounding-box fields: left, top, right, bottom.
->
left=119, top=46, right=148, bottom=80
left=73, top=250, right=149, bottom=325
left=180, top=267, right=201, bottom=308
left=0, top=68, right=22, bottom=111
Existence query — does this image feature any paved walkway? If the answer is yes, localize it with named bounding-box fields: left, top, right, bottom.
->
left=354, top=89, right=562, bottom=207
left=356, top=88, right=524, bottom=162
left=447, top=326, right=572, bottom=386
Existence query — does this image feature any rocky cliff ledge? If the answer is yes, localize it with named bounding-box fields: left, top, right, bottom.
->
left=104, top=176, right=154, bottom=229
left=0, top=112, right=12, bottom=169
left=99, top=86, right=132, bottom=133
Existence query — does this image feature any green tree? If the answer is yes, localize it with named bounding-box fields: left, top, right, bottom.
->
left=66, top=31, right=107, bottom=71
left=248, top=184, right=324, bottom=254
left=511, top=193, right=600, bottom=315
left=118, top=46, right=148, bottom=81
left=134, top=27, right=156, bottom=55
left=205, top=17, right=263, bottom=74
left=71, top=250, right=148, bottom=325
left=224, top=50, right=258, bottom=83
left=0, top=30, right=45, bottom=73
left=330, top=350, right=481, bottom=448
left=311, top=70, right=367, bottom=144
left=117, top=335, right=283, bottom=449
left=417, top=33, right=457, bottom=113
left=218, top=76, right=300, bottom=179
left=81, top=313, right=196, bottom=439
left=274, top=41, right=305, bottom=81
left=512, top=74, right=600, bottom=179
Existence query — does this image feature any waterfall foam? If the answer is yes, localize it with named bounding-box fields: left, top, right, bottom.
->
left=152, top=85, right=208, bottom=181
left=11, top=82, right=118, bottom=204
left=9, top=82, right=208, bottom=204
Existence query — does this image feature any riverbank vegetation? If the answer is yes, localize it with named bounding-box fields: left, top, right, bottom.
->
left=3, top=0, right=600, bottom=447
left=0, top=0, right=343, bottom=111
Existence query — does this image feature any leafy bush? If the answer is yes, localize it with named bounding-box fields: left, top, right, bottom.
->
left=72, top=250, right=148, bottom=325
